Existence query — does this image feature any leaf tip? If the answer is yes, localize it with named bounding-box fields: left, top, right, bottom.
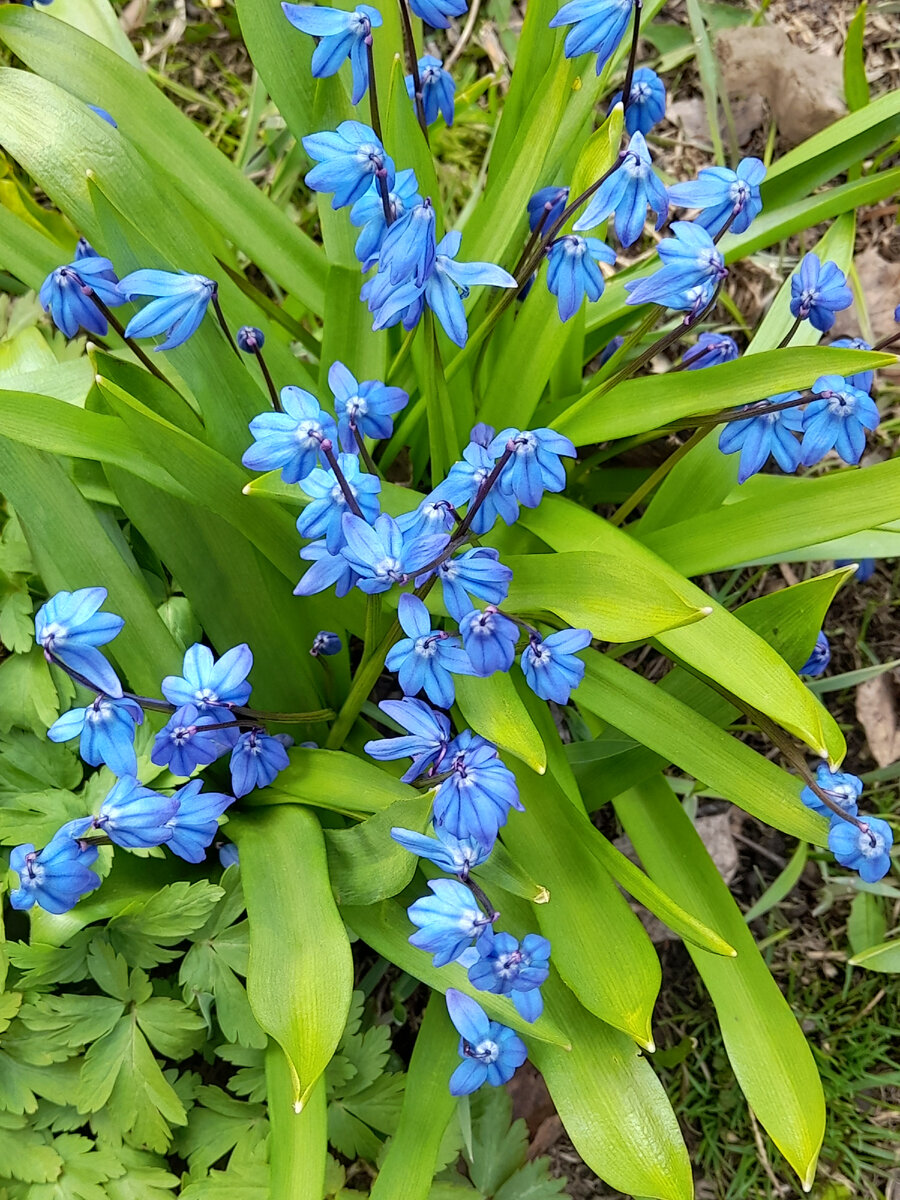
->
left=241, top=482, right=253, bottom=495
left=292, top=1099, right=303, bottom=1114
left=534, top=886, right=551, bottom=904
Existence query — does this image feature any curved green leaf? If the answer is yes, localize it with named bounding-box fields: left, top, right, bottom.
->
left=264, top=748, right=413, bottom=816
left=325, top=793, right=433, bottom=906
left=266, top=1048, right=327, bottom=1200
left=231, top=806, right=353, bottom=1110
left=616, top=776, right=825, bottom=1190
left=454, top=672, right=548, bottom=775
left=848, top=939, right=900, bottom=973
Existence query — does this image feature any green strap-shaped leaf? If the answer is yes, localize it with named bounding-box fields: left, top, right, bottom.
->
left=0, top=7, right=327, bottom=308
left=500, top=765, right=661, bottom=1048
left=615, top=775, right=825, bottom=1190
left=848, top=939, right=900, bottom=973
left=266, top=1046, right=327, bottom=1200
left=325, top=793, right=433, bottom=906
left=843, top=2, right=870, bottom=112
left=502, top=550, right=710, bottom=640
left=368, top=994, right=458, bottom=1200
left=231, top=806, right=353, bottom=1110
left=265, top=748, right=414, bottom=816
left=233, top=0, right=317, bottom=145
left=577, top=652, right=828, bottom=843
left=0, top=438, right=181, bottom=696
left=523, top=499, right=843, bottom=760
left=454, top=672, right=548, bottom=775
left=345, top=898, right=692, bottom=1200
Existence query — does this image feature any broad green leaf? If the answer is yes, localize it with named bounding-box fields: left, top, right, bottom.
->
left=552, top=346, right=890, bottom=445
left=0, top=438, right=181, bottom=696
left=502, top=550, right=710, bottom=639
left=524, top=499, right=844, bottom=760
left=500, top=765, right=661, bottom=1048
left=325, top=792, right=433, bottom=906
left=318, top=265, right=387, bottom=397
left=616, top=775, right=825, bottom=1190
left=576, top=652, right=828, bottom=842
left=640, top=456, right=900, bottom=577
left=266, top=1049, right=327, bottom=1200
left=0, top=8, right=327, bottom=308
left=454, top=672, right=548, bottom=774
left=265, top=748, right=412, bottom=815
left=232, top=805, right=353, bottom=1109
left=563, top=103, right=624, bottom=230
left=848, top=938, right=900, bottom=972
left=234, top=0, right=316, bottom=144
left=46, top=0, right=138, bottom=62
left=846, top=891, right=886, bottom=957
left=368, top=994, right=457, bottom=1200
left=844, top=3, right=870, bottom=111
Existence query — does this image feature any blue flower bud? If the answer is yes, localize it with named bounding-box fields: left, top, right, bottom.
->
left=237, top=325, right=265, bottom=352
left=311, top=630, right=343, bottom=656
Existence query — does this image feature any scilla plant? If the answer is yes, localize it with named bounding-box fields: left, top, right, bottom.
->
left=0, top=0, right=898, bottom=1194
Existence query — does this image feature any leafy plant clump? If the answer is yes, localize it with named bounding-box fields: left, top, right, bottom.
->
left=0, top=0, right=898, bottom=1195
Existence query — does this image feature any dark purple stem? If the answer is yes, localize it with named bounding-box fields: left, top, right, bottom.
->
left=320, top=439, right=365, bottom=517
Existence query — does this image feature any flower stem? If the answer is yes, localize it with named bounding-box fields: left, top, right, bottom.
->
left=89, top=296, right=173, bottom=386
left=365, top=35, right=384, bottom=143
left=254, top=346, right=281, bottom=410
left=212, top=292, right=240, bottom=355
left=608, top=427, right=707, bottom=526
left=397, top=0, right=429, bottom=141
left=464, top=876, right=499, bottom=922
left=777, top=315, right=803, bottom=349
left=353, top=424, right=381, bottom=476
left=320, top=440, right=365, bottom=517
left=620, top=0, right=643, bottom=120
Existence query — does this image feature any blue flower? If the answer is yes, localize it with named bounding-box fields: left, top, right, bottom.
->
left=340, top=513, right=448, bottom=593
left=717, top=394, right=804, bottom=484
left=407, top=879, right=495, bottom=967
left=800, top=764, right=862, bottom=820
left=75, top=238, right=97, bottom=260
left=625, top=221, right=728, bottom=312
left=328, top=361, right=409, bottom=452
left=350, top=169, right=422, bottom=271
left=459, top=606, right=520, bottom=676
left=598, top=335, right=624, bottom=366
left=151, top=703, right=236, bottom=777
left=230, top=729, right=292, bottom=797
left=836, top=558, right=876, bottom=583
left=367, top=231, right=518, bottom=347
left=282, top=3, right=382, bottom=104
left=237, top=325, right=264, bottom=353
left=9, top=818, right=100, bottom=915
left=682, top=331, right=739, bottom=370
left=47, top=696, right=144, bottom=777
left=242, top=387, right=337, bottom=484
left=799, top=630, right=831, bottom=677
left=544, top=235, right=616, bottom=321
left=490, top=427, right=577, bottom=508
left=789, top=254, right=853, bottom=333
left=166, top=779, right=234, bottom=863
left=311, top=631, right=343, bottom=656
left=432, top=442, right=521, bottom=534
left=384, top=594, right=474, bottom=707
left=445, top=989, right=528, bottom=1095
left=574, top=133, right=667, bottom=248
left=829, top=336, right=874, bottom=395
left=668, top=157, right=765, bottom=237
left=433, top=730, right=522, bottom=845
left=294, top=539, right=361, bottom=597
left=303, top=121, right=395, bottom=209
left=800, top=374, right=879, bottom=467
left=828, top=816, right=893, bottom=884
left=397, top=496, right=458, bottom=542
left=297, top=454, right=382, bottom=554
left=162, top=643, right=254, bottom=710
left=468, top=929, right=551, bottom=1022
left=87, top=104, right=117, bottom=127
left=408, top=0, right=466, bottom=29
left=390, top=824, right=492, bottom=875
left=119, top=269, right=217, bottom=351
left=378, top=201, right=437, bottom=287
left=364, top=697, right=451, bottom=782
left=95, top=776, right=179, bottom=849
left=527, top=186, right=569, bottom=233
left=35, top=587, right=124, bottom=698
left=549, top=0, right=633, bottom=73
left=219, top=843, right=240, bottom=869
left=407, top=55, right=455, bottom=125
left=521, top=628, right=591, bottom=704
left=39, top=257, right=123, bottom=339
left=609, top=67, right=666, bottom=135
left=423, top=547, right=513, bottom=623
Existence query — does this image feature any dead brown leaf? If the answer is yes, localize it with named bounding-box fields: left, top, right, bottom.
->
left=832, top=247, right=900, bottom=363
left=856, top=675, right=900, bottom=768
left=716, top=26, right=845, bottom=145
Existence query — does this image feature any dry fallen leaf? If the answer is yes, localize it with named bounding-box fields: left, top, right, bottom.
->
left=716, top=26, right=845, bottom=146
left=855, top=675, right=900, bottom=768
left=832, top=247, right=900, bottom=375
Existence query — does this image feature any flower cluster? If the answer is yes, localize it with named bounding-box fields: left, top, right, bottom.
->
left=800, top=764, right=893, bottom=884
left=11, top=588, right=295, bottom=915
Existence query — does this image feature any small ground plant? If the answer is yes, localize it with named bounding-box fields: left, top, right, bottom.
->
left=0, top=0, right=898, bottom=1195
